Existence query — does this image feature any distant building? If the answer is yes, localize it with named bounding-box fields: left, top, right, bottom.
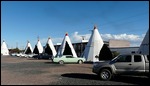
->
left=108, top=39, right=138, bottom=54
left=110, top=47, right=139, bottom=54
left=109, top=39, right=130, bottom=48
left=72, top=41, right=88, bottom=57
left=55, top=40, right=109, bottom=57
left=55, top=38, right=140, bottom=57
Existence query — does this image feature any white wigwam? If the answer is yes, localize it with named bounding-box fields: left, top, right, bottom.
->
left=56, top=33, right=77, bottom=57
left=138, top=29, right=149, bottom=55
left=33, top=39, right=43, bottom=54
left=1, top=40, right=9, bottom=55
left=45, top=37, right=57, bottom=57
left=37, top=39, right=43, bottom=54
left=24, top=40, right=33, bottom=54
left=82, top=25, right=104, bottom=62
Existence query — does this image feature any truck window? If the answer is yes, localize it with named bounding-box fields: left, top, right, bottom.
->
left=116, top=55, right=131, bottom=62
left=147, top=55, right=149, bottom=62
left=134, top=55, right=142, bottom=62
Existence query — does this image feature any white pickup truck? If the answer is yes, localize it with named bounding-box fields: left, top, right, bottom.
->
left=92, top=54, right=149, bottom=80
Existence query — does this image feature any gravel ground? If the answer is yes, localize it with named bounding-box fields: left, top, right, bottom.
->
left=1, top=55, right=149, bottom=85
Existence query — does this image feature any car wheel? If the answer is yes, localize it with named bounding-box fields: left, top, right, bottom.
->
left=99, top=69, right=112, bottom=81
left=78, top=60, right=83, bottom=64
left=59, top=60, right=64, bottom=64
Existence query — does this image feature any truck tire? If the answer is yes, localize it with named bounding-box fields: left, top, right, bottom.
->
left=99, top=69, right=112, bottom=81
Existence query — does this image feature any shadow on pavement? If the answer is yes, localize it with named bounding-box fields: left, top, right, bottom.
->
left=112, top=75, right=149, bottom=85
left=61, top=73, right=149, bottom=85
left=44, top=62, right=55, bottom=64
left=61, top=73, right=99, bottom=80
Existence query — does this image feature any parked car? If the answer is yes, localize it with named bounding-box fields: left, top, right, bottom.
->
left=53, top=55, right=86, bottom=64
left=16, top=53, right=26, bottom=57
left=92, top=54, right=149, bottom=81
left=25, top=54, right=37, bottom=58
left=11, top=53, right=17, bottom=56
left=33, top=53, right=52, bottom=59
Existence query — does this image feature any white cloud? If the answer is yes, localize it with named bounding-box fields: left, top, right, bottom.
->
left=102, top=33, right=144, bottom=47
left=34, top=37, right=63, bottom=46
left=51, top=37, right=63, bottom=45
left=33, top=32, right=145, bottom=47
left=71, top=32, right=145, bottom=47
left=70, top=31, right=91, bottom=43
left=40, top=38, right=48, bottom=44
left=101, top=33, right=143, bottom=42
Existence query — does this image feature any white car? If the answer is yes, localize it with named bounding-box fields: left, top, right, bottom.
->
left=53, top=55, right=86, bottom=64
left=16, top=53, right=25, bottom=57
left=25, top=54, right=37, bottom=58
left=11, top=53, right=17, bottom=56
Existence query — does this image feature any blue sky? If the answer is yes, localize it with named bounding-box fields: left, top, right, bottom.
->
left=1, top=1, right=149, bottom=49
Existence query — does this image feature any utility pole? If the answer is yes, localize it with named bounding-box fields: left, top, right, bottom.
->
left=80, top=36, right=85, bottom=56
left=16, top=42, right=18, bottom=49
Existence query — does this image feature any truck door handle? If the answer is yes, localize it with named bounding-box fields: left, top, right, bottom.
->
left=128, top=64, right=132, bottom=65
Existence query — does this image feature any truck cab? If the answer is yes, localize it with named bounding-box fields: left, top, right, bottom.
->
left=111, top=54, right=149, bottom=75
left=92, top=54, right=149, bottom=81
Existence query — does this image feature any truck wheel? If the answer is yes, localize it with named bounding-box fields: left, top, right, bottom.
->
left=99, top=69, right=112, bottom=81
left=59, top=60, right=64, bottom=64
left=78, top=60, right=83, bottom=64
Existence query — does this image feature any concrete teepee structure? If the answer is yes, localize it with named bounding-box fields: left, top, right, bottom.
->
left=45, top=37, right=57, bottom=57
left=56, top=33, right=77, bottom=57
left=82, top=25, right=104, bottom=62
left=33, top=39, right=43, bottom=54
left=24, top=40, right=33, bottom=54
left=1, top=40, right=9, bottom=55
left=138, top=29, right=149, bottom=55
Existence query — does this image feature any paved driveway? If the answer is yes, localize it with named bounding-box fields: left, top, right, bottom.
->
left=1, top=56, right=149, bottom=85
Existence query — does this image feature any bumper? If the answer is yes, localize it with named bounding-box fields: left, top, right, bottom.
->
left=92, top=67, right=99, bottom=74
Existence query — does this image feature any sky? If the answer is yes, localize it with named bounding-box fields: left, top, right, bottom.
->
left=1, top=1, right=149, bottom=50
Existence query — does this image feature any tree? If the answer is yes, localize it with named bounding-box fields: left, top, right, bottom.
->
left=9, top=48, right=21, bottom=53
left=112, top=51, right=120, bottom=58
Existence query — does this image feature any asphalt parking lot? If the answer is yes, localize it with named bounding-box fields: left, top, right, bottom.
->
left=1, top=55, right=149, bottom=85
